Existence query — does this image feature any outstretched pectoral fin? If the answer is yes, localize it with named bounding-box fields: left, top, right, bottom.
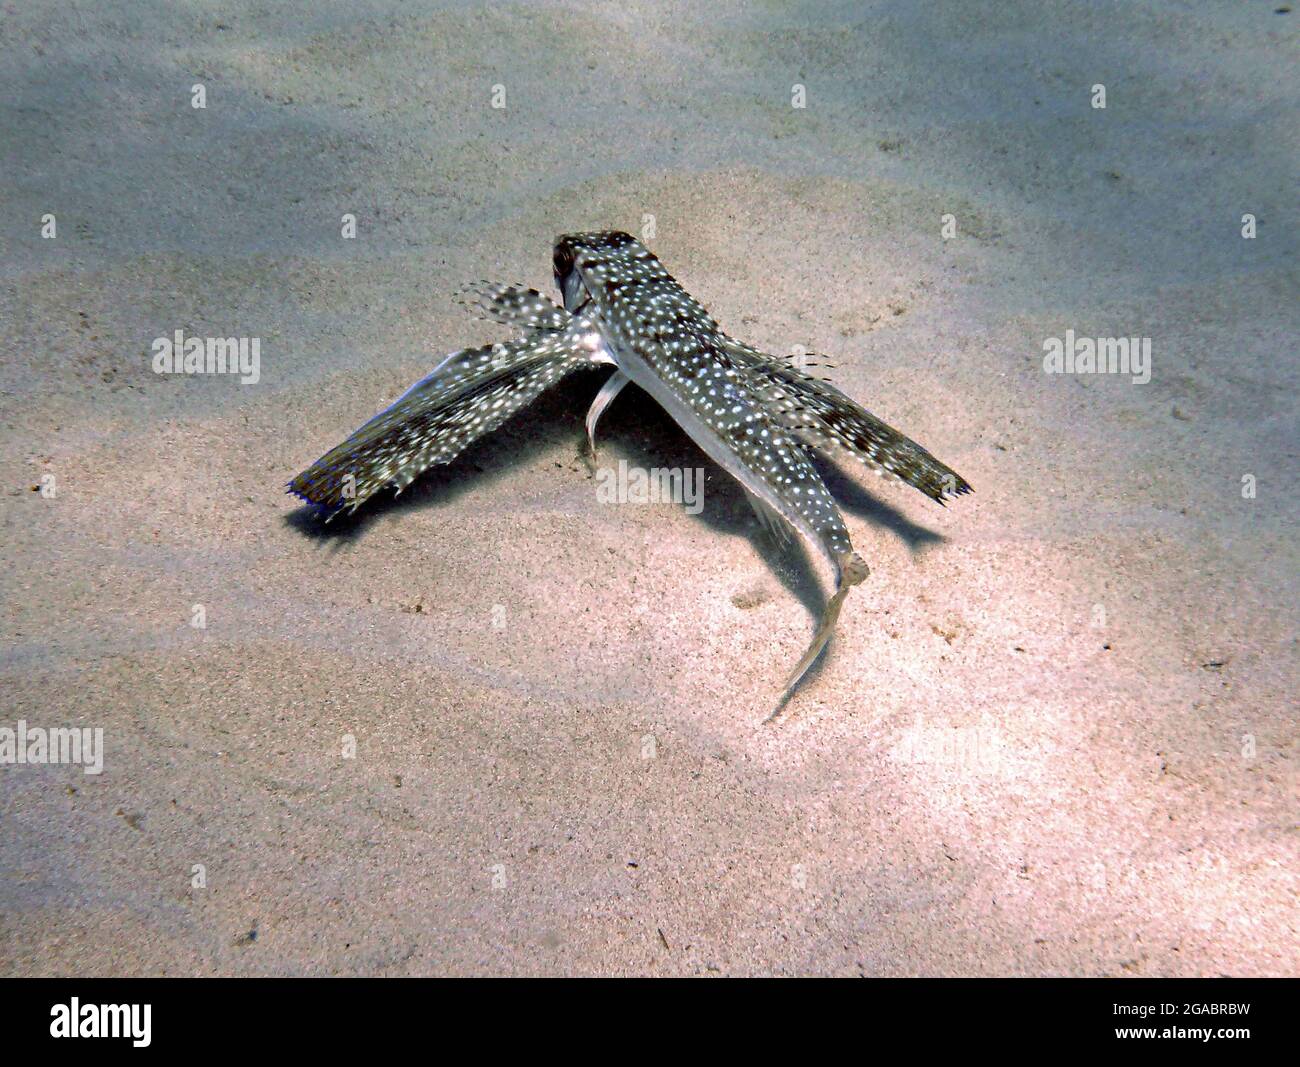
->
left=289, top=328, right=601, bottom=515
left=723, top=336, right=972, bottom=505
left=585, top=369, right=629, bottom=458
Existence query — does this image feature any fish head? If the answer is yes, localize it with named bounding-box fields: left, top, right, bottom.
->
left=553, top=231, right=641, bottom=312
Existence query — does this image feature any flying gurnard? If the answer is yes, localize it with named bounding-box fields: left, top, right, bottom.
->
left=289, top=232, right=971, bottom=705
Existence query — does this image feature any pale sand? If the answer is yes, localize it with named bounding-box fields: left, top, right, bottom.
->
left=0, top=2, right=1295, bottom=975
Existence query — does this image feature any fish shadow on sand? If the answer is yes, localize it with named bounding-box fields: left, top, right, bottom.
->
left=586, top=387, right=832, bottom=626
left=589, top=388, right=950, bottom=709
left=285, top=371, right=947, bottom=699
left=816, top=459, right=948, bottom=557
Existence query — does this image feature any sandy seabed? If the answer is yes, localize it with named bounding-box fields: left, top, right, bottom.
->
left=1, top=2, right=1295, bottom=976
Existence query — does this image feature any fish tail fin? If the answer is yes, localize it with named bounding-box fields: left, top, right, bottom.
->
left=773, top=552, right=869, bottom=713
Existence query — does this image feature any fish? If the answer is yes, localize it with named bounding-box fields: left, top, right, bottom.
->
left=289, top=231, right=971, bottom=710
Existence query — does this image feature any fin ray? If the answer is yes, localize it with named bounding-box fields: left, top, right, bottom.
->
left=744, top=489, right=793, bottom=550
left=585, top=369, right=630, bottom=457
left=457, top=282, right=571, bottom=333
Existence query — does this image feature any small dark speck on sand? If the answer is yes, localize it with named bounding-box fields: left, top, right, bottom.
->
left=115, top=809, right=143, bottom=831
left=731, top=588, right=769, bottom=610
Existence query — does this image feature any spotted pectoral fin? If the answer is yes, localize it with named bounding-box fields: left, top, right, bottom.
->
left=289, top=332, right=594, bottom=515
left=456, top=281, right=572, bottom=333
left=724, top=338, right=972, bottom=505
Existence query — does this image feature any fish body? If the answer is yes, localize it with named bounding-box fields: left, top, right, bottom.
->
left=553, top=233, right=866, bottom=584
left=290, top=232, right=971, bottom=707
